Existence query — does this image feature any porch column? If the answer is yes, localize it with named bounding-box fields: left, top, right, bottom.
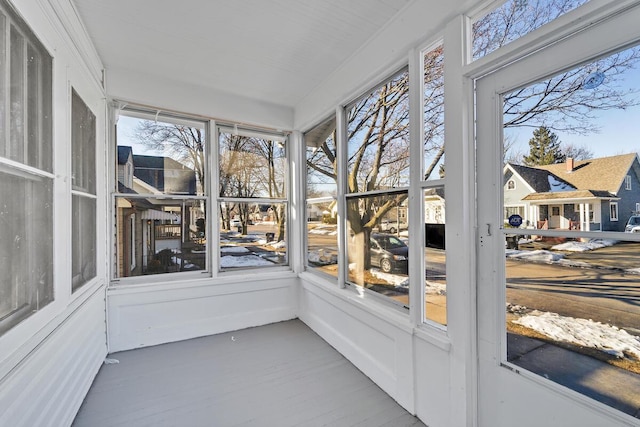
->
left=585, top=203, right=591, bottom=231
left=579, top=203, right=585, bottom=231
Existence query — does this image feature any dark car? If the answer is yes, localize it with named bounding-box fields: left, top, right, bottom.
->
left=370, top=233, right=408, bottom=273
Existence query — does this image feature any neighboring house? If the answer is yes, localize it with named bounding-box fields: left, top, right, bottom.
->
left=424, top=187, right=445, bottom=224
left=504, top=153, right=640, bottom=232
left=116, top=146, right=198, bottom=276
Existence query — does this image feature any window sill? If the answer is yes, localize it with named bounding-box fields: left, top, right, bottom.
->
left=108, top=269, right=298, bottom=295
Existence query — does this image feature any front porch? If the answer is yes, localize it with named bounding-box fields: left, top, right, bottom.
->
left=72, top=320, right=425, bottom=427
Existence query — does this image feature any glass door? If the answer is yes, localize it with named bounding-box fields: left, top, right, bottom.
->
left=476, top=5, right=640, bottom=426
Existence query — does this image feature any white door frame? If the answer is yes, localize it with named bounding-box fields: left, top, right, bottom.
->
left=475, top=5, right=640, bottom=426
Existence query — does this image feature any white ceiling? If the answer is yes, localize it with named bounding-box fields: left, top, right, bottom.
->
left=73, top=0, right=415, bottom=109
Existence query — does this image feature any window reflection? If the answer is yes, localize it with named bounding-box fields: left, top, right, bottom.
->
left=346, top=192, right=409, bottom=305
left=424, top=188, right=446, bottom=325
left=501, top=41, right=640, bottom=415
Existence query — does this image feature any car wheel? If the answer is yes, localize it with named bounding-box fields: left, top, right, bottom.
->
left=380, top=258, right=392, bottom=273
left=389, top=227, right=396, bottom=234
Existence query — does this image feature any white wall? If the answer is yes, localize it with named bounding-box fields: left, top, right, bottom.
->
left=107, top=274, right=299, bottom=352
left=0, top=1, right=109, bottom=426
left=107, top=67, right=294, bottom=131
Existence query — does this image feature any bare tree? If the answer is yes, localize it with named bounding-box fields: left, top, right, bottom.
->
left=474, top=0, right=640, bottom=136
left=560, top=142, right=594, bottom=160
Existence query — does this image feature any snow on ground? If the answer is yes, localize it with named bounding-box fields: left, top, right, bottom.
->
left=425, top=281, right=447, bottom=295
left=551, top=238, right=617, bottom=252
left=220, top=246, right=250, bottom=253
left=309, top=226, right=336, bottom=235
left=513, top=310, right=640, bottom=360
left=220, top=255, right=273, bottom=268
left=308, top=250, right=337, bottom=264
left=369, top=269, right=409, bottom=287
left=268, top=240, right=286, bottom=249
left=506, top=249, right=565, bottom=262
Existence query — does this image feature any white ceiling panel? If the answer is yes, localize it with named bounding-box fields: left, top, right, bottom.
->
left=73, top=0, right=414, bottom=108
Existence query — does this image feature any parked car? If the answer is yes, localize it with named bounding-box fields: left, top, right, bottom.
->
left=370, top=233, right=408, bottom=273
left=625, top=215, right=640, bottom=232
left=378, top=219, right=407, bottom=234
left=230, top=218, right=241, bottom=228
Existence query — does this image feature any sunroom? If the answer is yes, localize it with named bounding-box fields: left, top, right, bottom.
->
left=3, top=0, right=640, bottom=426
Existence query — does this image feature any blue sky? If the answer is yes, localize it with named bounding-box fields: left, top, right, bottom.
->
left=505, top=55, right=640, bottom=160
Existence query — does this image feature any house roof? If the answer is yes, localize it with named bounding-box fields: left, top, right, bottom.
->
left=523, top=189, right=618, bottom=201
left=507, top=163, right=574, bottom=193
left=535, top=153, right=638, bottom=194
left=117, top=146, right=132, bottom=165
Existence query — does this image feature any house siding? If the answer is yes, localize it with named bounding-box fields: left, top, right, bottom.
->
left=615, top=159, right=640, bottom=231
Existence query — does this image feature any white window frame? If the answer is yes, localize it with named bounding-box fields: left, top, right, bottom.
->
left=216, top=125, right=290, bottom=274
left=0, top=0, right=54, bottom=337
left=625, top=175, right=631, bottom=190
left=610, top=201, right=618, bottom=222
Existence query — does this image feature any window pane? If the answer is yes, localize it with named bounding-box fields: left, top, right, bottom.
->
left=423, top=45, right=445, bottom=180
left=472, top=0, right=589, bottom=61
left=9, top=25, right=24, bottom=164
left=0, top=169, right=53, bottom=335
left=72, top=90, right=96, bottom=194
left=305, top=118, right=338, bottom=276
left=501, top=42, right=640, bottom=414
left=114, top=198, right=206, bottom=277
left=72, top=195, right=96, bottom=291
left=346, top=192, right=409, bottom=305
left=305, top=118, right=337, bottom=197
left=347, top=69, right=410, bottom=192
left=219, top=131, right=286, bottom=199
left=5, top=13, right=52, bottom=172
left=116, top=115, right=205, bottom=196
left=306, top=198, right=338, bottom=277
left=0, top=14, right=5, bottom=153
left=424, top=188, right=446, bottom=325
left=219, top=201, right=287, bottom=271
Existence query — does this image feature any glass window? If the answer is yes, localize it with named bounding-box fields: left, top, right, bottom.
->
left=218, top=127, right=288, bottom=271
left=610, top=201, right=618, bottom=222
left=346, top=191, right=409, bottom=305
left=71, top=90, right=96, bottom=291
left=626, top=175, right=632, bottom=190
left=114, top=112, right=207, bottom=278
left=500, top=42, right=640, bottom=413
left=423, top=44, right=445, bottom=180
left=0, top=0, right=53, bottom=335
left=345, top=68, right=410, bottom=305
left=424, top=188, right=446, bottom=325
left=472, top=0, right=589, bottom=61
left=305, top=117, right=338, bottom=277
left=422, top=43, right=447, bottom=326
left=347, top=68, right=410, bottom=193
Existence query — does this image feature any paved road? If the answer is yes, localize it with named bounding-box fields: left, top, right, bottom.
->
left=507, top=241, right=640, bottom=333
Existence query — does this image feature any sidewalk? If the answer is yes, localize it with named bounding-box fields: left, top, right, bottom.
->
left=508, top=333, right=640, bottom=418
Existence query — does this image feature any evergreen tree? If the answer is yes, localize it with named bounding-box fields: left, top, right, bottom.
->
left=522, top=126, right=566, bottom=166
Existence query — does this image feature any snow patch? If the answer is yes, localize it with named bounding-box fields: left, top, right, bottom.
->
left=514, top=310, right=640, bottom=359
left=220, top=246, right=250, bottom=254
left=369, top=269, right=409, bottom=287
left=220, top=255, right=273, bottom=267
left=552, top=239, right=617, bottom=252
left=506, top=249, right=565, bottom=262
left=548, top=175, right=576, bottom=192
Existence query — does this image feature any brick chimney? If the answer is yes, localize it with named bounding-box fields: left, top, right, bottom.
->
left=566, top=157, right=574, bottom=172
